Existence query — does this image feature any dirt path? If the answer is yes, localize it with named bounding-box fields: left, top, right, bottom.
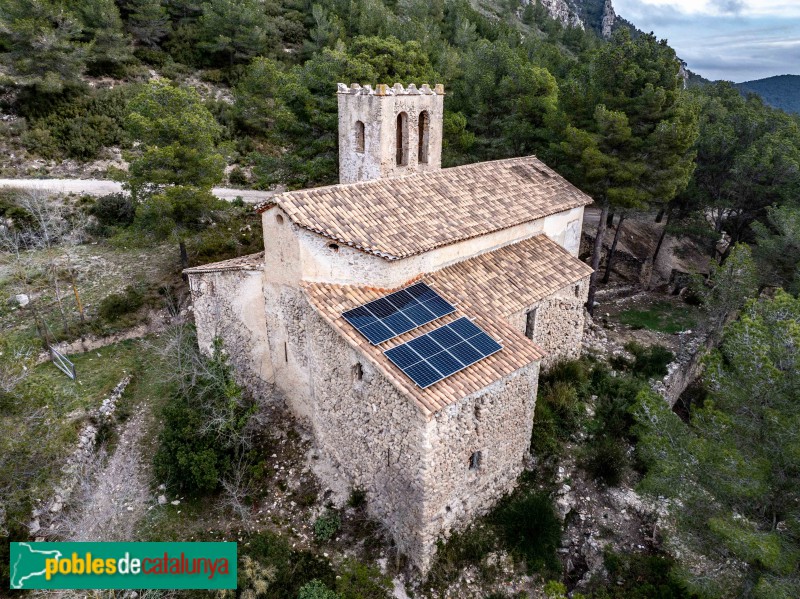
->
left=0, top=178, right=276, bottom=203
left=65, top=404, right=152, bottom=542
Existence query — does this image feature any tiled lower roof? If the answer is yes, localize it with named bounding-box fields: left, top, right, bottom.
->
left=256, top=156, right=592, bottom=260
left=303, top=235, right=592, bottom=416
left=304, top=282, right=544, bottom=417
left=429, top=235, right=593, bottom=318
left=183, top=252, right=265, bottom=274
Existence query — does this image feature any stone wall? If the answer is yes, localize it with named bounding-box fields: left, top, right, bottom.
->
left=263, top=205, right=585, bottom=290
left=422, top=367, right=539, bottom=564
left=188, top=269, right=274, bottom=398
left=508, top=276, right=590, bottom=369
left=337, top=83, right=444, bottom=184
left=302, top=299, right=539, bottom=572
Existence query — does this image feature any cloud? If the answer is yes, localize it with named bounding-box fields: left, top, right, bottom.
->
left=710, top=0, right=744, bottom=14
left=613, top=1, right=800, bottom=81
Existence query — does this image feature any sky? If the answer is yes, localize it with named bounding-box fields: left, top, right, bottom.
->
left=613, top=0, right=800, bottom=82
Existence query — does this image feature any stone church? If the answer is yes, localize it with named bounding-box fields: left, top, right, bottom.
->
left=186, top=82, right=593, bottom=571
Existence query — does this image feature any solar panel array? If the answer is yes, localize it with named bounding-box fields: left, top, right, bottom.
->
left=384, top=317, right=503, bottom=389
left=342, top=282, right=455, bottom=345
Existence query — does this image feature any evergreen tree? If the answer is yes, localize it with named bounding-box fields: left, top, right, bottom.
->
left=0, top=0, right=90, bottom=91
left=76, top=0, right=132, bottom=74
left=635, top=290, right=800, bottom=598
left=752, top=205, right=800, bottom=295
left=557, top=30, right=698, bottom=313
left=126, top=0, right=171, bottom=47
left=198, top=0, right=278, bottom=66
left=125, top=80, right=225, bottom=269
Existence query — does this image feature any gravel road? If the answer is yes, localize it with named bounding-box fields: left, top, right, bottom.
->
left=0, top=178, right=276, bottom=203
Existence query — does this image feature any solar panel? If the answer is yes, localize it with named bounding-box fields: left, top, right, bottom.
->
left=384, top=317, right=503, bottom=389
left=342, top=282, right=456, bottom=345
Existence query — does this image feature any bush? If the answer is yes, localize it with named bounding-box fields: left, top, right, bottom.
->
left=153, top=393, right=226, bottom=494
left=153, top=336, right=254, bottom=495
left=228, top=165, right=250, bottom=186
left=16, top=85, right=132, bottom=160
left=298, top=580, right=338, bottom=599
left=492, top=492, right=562, bottom=574
left=90, top=192, right=135, bottom=228
left=313, top=510, right=341, bottom=542
left=625, top=342, right=674, bottom=379
left=347, top=488, right=367, bottom=508
left=582, top=435, right=628, bottom=487
left=587, top=550, right=697, bottom=599
left=246, top=530, right=336, bottom=598
left=336, top=559, right=393, bottom=599
left=531, top=361, right=589, bottom=461
left=98, top=286, right=144, bottom=322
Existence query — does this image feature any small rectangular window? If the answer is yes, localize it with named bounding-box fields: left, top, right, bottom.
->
left=574, top=284, right=581, bottom=298
left=352, top=362, right=363, bottom=382
left=525, top=308, right=537, bottom=340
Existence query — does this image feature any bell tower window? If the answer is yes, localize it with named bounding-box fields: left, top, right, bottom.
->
left=355, top=120, right=365, bottom=153
left=418, top=111, right=429, bottom=164
left=396, top=112, right=409, bottom=166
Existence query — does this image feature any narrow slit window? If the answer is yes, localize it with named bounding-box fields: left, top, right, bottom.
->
left=525, top=308, right=538, bottom=340
left=418, top=111, right=429, bottom=164
left=396, top=112, right=408, bottom=166
left=469, top=451, right=482, bottom=470
left=355, top=120, right=365, bottom=153
left=352, top=362, right=363, bottom=382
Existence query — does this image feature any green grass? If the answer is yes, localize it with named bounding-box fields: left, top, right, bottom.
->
left=617, top=301, right=698, bottom=334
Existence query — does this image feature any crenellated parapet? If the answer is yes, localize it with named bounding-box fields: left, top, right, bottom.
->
left=336, top=82, right=445, bottom=96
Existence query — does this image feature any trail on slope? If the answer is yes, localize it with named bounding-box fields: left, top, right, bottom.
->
left=60, top=404, right=152, bottom=542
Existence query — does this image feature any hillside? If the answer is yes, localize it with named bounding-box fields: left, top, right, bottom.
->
left=735, top=74, right=800, bottom=114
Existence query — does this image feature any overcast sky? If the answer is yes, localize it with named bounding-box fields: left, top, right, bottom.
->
left=613, top=0, right=800, bottom=82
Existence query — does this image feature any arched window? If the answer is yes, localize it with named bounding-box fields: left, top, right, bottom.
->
left=418, top=111, right=429, bottom=164
left=396, top=112, right=408, bottom=166
left=355, top=120, right=365, bottom=153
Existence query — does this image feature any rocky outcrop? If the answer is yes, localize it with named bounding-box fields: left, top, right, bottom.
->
left=601, top=0, right=616, bottom=38
left=535, top=0, right=617, bottom=37
left=539, top=0, right=584, bottom=29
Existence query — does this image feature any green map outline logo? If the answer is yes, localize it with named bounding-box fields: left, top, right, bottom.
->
left=9, top=542, right=237, bottom=590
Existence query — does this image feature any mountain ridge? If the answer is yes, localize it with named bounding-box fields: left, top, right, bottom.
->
left=734, top=75, right=800, bottom=114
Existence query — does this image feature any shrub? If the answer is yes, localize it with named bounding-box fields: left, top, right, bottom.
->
left=153, top=393, right=225, bottom=494
left=228, top=165, right=250, bottom=186
left=313, top=510, right=341, bottom=542
left=582, top=435, right=628, bottom=487
left=153, top=336, right=254, bottom=495
left=347, top=488, right=367, bottom=508
left=90, top=193, right=135, bottom=228
left=625, top=342, right=674, bottom=379
left=246, top=531, right=336, bottom=598
left=98, top=286, right=144, bottom=322
left=492, top=492, right=562, bottom=574
left=589, top=550, right=697, bottom=599
left=336, top=559, right=393, bottom=599
left=298, top=580, right=338, bottom=599
left=16, top=85, right=132, bottom=160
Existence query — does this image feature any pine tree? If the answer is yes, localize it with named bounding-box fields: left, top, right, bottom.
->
left=556, top=30, right=698, bottom=313
left=126, top=0, right=171, bottom=47
left=0, top=0, right=90, bottom=91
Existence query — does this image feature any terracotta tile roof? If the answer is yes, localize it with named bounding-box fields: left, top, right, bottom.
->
left=428, top=235, right=593, bottom=318
left=304, top=282, right=544, bottom=417
left=184, top=252, right=264, bottom=274
left=255, top=156, right=592, bottom=260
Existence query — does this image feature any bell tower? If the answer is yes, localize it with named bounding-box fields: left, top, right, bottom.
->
left=337, top=82, right=445, bottom=184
